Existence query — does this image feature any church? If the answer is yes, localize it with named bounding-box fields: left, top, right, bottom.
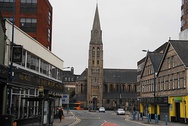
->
left=75, top=4, right=137, bottom=110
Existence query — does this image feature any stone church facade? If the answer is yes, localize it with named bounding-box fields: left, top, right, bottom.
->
left=75, top=5, right=137, bottom=110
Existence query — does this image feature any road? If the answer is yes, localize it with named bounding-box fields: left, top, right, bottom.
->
left=71, top=110, right=145, bottom=126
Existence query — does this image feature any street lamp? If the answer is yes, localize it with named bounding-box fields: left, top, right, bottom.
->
left=142, top=50, right=157, bottom=123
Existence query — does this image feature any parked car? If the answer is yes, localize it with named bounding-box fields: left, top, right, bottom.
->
left=99, top=107, right=105, bottom=112
left=116, top=108, right=125, bottom=115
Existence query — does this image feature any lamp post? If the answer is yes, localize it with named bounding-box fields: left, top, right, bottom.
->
left=142, top=50, right=157, bottom=122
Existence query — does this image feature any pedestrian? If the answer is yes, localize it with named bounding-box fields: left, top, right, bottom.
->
left=58, top=107, right=64, bottom=122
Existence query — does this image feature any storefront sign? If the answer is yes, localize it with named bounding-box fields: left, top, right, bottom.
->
left=13, top=69, right=64, bottom=91
left=174, top=97, right=182, bottom=102
left=12, top=45, right=23, bottom=63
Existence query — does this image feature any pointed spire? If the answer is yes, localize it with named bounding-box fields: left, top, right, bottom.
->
left=90, top=4, right=102, bottom=44
left=92, top=4, right=101, bottom=31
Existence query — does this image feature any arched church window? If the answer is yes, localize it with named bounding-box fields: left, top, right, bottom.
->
left=104, top=84, right=108, bottom=93
left=134, top=85, right=137, bottom=92
left=92, top=60, right=94, bottom=65
left=81, top=84, right=83, bottom=93
left=110, top=84, right=113, bottom=92
left=128, top=85, right=131, bottom=92
left=122, top=85, right=125, bottom=92
left=92, top=47, right=95, bottom=57
left=97, top=60, right=99, bottom=65
left=116, top=85, right=119, bottom=92
left=97, top=47, right=100, bottom=57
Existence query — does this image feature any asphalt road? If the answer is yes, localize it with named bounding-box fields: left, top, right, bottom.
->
left=71, top=110, right=145, bottom=126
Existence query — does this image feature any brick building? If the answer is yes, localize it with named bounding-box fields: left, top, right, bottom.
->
left=0, top=0, right=52, bottom=50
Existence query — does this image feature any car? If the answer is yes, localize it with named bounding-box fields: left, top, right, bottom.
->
left=116, top=108, right=125, bottom=115
left=99, top=107, right=105, bottom=112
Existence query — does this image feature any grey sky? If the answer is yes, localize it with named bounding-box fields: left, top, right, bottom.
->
left=49, top=0, right=181, bottom=75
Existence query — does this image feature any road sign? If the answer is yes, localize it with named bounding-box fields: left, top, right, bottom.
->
left=62, top=94, right=69, bottom=104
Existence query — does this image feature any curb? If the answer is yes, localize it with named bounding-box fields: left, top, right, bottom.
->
left=68, top=112, right=81, bottom=126
left=125, top=118, right=151, bottom=126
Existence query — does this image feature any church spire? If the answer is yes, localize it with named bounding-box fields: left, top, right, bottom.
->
left=90, top=4, right=102, bottom=44
left=92, top=4, right=101, bottom=31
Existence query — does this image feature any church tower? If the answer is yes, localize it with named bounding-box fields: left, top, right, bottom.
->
left=87, top=4, right=103, bottom=110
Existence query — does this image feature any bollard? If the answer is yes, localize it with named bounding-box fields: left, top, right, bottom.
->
left=137, top=112, right=139, bottom=120
left=132, top=111, right=136, bottom=120
left=142, top=113, right=143, bottom=120
left=147, top=113, right=150, bottom=123
left=155, top=114, right=157, bottom=124
left=156, top=114, right=158, bottom=123
left=165, top=115, right=168, bottom=125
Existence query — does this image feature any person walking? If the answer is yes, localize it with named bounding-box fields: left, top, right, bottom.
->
left=58, top=107, right=64, bottom=122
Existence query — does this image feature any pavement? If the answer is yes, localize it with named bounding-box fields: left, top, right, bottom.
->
left=22, top=111, right=79, bottom=126
left=53, top=111, right=80, bottom=126
left=125, top=111, right=188, bottom=126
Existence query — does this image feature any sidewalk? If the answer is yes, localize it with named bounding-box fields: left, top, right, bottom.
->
left=53, top=111, right=79, bottom=126
left=125, top=111, right=188, bottom=126
left=23, top=111, right=78, bottom=126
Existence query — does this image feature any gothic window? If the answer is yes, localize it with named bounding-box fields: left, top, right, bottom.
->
left=92, top=60, right=94, bottom=65
left=116, top=85, right=118, bottom=92
left=128, top=85, right=131, bottom=92
left=92, top=47, right=95, bottom=57
left=110, top=84, right=113, bottom=92
left=134, top=85, right=136, bottom=92
left=97, top=47, right=100, bottom=57
left=81, top=84, right=83, bottom=93
left=104, top=84, right=108, bottom=93
left=122, top=85, right=125, bottom=92
left=97, top=60, right=99, bottom=65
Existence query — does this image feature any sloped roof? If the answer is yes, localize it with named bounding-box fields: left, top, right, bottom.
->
left=77, top=68, right=137, bottom=84
left=77, top=68, right=87, bottom=81
left=149, top=52, right=163, bottom=72
left=103, top=69, right=137, bottom=83
left=170, top=40, right=188, bottom=67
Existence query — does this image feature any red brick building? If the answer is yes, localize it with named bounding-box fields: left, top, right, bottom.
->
left=0, top=0, right=52, bottom=50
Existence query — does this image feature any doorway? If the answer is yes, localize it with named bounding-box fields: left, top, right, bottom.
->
left=175, top=103, right=180, bottom=122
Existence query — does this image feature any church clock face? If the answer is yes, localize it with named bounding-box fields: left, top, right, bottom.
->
left=94, top=29, right=98, bottom=33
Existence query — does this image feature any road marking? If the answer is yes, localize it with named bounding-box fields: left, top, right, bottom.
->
left=101, top=120, right=119, bottom=126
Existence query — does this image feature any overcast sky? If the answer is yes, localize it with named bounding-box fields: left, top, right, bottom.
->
left=49, top=0, right=181, bottom=75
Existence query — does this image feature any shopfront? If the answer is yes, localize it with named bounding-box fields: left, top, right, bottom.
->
left=0, top=65, right=9, bottom=116
left=169, top=96, right=188, bottom=124
left=6, top=67, right=64, bottom=125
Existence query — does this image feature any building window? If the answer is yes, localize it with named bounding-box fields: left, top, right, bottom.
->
left=164, top=76, right=166, bottom=90
left=97, top=60, right=99, bottom=65
left=40, top=59, right=49, bottom=76
left=27, top=52, right=39, bottom=72
left=20, top=0, right=37, bottom=13
left=110, top=84, right=113, bottom=92
left=92, top=47, right=95, bottom=57
left=177, top=72, right=180, bottom=89
left=172, top=74, right=175, bottom=89
left=48, top=11, right=51, bottom=25
left=183, top=72, right=186, bottom=88
left=97, top=47, right=100, bottom=57
left=116, top=85, right=118, bottom=92
left=128, top=85, right=131, bottom=92
left=168, top=58, right=171, bottom=69
left=20, top=18, right=37, bottom=32
left=0, top=0, right=13, bottom=12
left=47, top=28, right=51, bottom=42
left=168, top=75, right=171, bottom=90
